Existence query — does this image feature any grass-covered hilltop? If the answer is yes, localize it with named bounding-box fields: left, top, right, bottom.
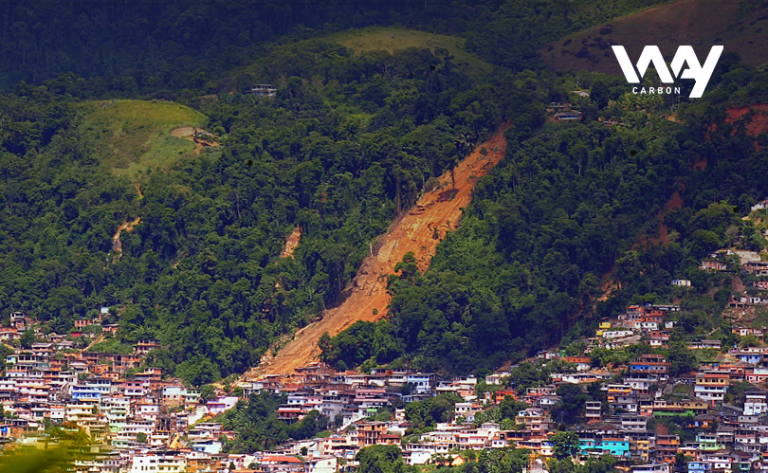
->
left=2, top=0, right=768, bottom=388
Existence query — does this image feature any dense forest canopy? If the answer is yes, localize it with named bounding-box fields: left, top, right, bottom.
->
left=0, top=0, right=672, bottom=90
left=0, top=40, right=515, bottom=384
left=2, top=0, right=768, bottom=385
left=321, top=63, right=768, bottom=375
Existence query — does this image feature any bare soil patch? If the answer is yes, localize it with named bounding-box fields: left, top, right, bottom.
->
left=171, top=126, right=220, bottom=155
left=249, top=124, right=512, bottom=377
left=281, top=227, right=302, bottom=259
left=726, top=105, right=768, bottom=149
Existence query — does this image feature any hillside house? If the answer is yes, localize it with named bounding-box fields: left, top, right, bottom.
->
left=10, top=312, right=27, bottom=330
left=649, top=331, right=671, bottom=348
left=751, top=200, right=768, bottom=212
left=0, top=327, right=19, bottom=341
left=744, top=260, right=768, bottom=276
left=695, top=372, right=729, bottom=402
left=247, top=84, right=278, bottom=98
left=672, top=279, right=692, bottom=287
left=546, top=102, right=572, bottom=113
left=552, top=111, right=582, bottom=122
left=688, top=339, right=721, bottom=350
left=700, top=260, right=728, bottom=272
left=564, top=356, right=592, bottom=372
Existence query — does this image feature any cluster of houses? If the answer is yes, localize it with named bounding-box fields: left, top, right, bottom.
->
left=699, top=249, right=768, bottom=276
left=697, top=249, right=768, bottom=308
left=225, top=343, right=768, bottom=473
left=590, top=304, right=688, bottom=350
left=10, top=296, right=768, bottom=473
left=209, top=303, right=768, bottom=473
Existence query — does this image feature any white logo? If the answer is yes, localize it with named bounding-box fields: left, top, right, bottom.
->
left=612, top=45, right=723, bottom=98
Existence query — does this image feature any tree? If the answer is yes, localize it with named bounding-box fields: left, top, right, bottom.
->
left=554, top=384, right=587, bottom=423
left=136, top=432, right=148, bottom=444
left=740, top=334, right=761, bottom=348
left=667, top=342, right=697, bottom=377
left=551, top=431, right=580, bottom=459
left=590, top=81, right=611, bottom=109
left=20, top=330, right=36, bottom=349
left=498, top=395, right=527, bottom=421
left=355, top=445, right=405, bottom=473
left=200, top=384, right=218, bottom=403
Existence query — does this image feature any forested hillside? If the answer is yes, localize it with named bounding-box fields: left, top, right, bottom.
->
left=4, top=0, right=767, bottom=386
left=1, top=41, right=518, bottom=385
left=321, top=63, right=768, bottom=375
left=0, top=0, right=671, bottom=90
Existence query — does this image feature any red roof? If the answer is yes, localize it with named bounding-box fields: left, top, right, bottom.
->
left=262, top=456, right=302, bottom=464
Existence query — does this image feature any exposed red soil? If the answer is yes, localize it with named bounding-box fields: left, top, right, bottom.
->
left=692, top=156, right=707, bottom=171
left=281, top=227, right=302, bottom=259
left=655, top=422, right=670, bottom=436
left=727, top=105, right=768, bottom=151
left=635, top=191, right=683, bottom=249
left=249, top=124, right=512, bottom=377
left=597, top=264, right=619, bottom=303
left=656, top=191, right=683, bottom=245
left=709, top=105, right=768, bottom=151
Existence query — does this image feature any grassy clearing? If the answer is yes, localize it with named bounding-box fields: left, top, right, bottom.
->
left=86, top=337, right=134, bottom=355
left=78, top=100, right=208, bottom=180
left=329, top=27, right=493, bottom=76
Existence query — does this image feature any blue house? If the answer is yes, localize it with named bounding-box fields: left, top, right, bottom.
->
left=736, top=352, right=763, bottom=364
left=580, top=438, right=630, bottom=458
left=688, top=463, right=709, bottom=473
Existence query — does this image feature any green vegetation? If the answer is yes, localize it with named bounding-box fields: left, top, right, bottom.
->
left=78, top=100, right=207, bottom=179
left=354, top=444, right=536, bottom=473
left=2, top=0, right=768, bottom=387
left=330, top=27, right=493, bottom=77
left=547, top=456, right=620, bottom=473
left=404, top=393, right=462, bottom=431
left=322, top=58, right=768, bottom=376
left=86, top=338, right=134, bottom=355
left=221, top=393, right=328, bottom=453
left=551, top=431, right=580, bottom=459
left=0, top=426, right=92, bottom=473
left=0, top=0, right=676, bottom=90
left=0, top=42, right=509, bottom=385
left=356, top=446, right=411, bottom=473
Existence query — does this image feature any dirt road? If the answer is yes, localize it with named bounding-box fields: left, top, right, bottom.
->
left=248, top=124, right=511, bottom=378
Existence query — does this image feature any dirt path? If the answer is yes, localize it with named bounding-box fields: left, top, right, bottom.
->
left=112, top=217, right=141, bottom=255
left=84, top=333, right=106, bottom=351
left=171, top=126, right=220, bottom=155
left=248, top=124, right=511, bottom=378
